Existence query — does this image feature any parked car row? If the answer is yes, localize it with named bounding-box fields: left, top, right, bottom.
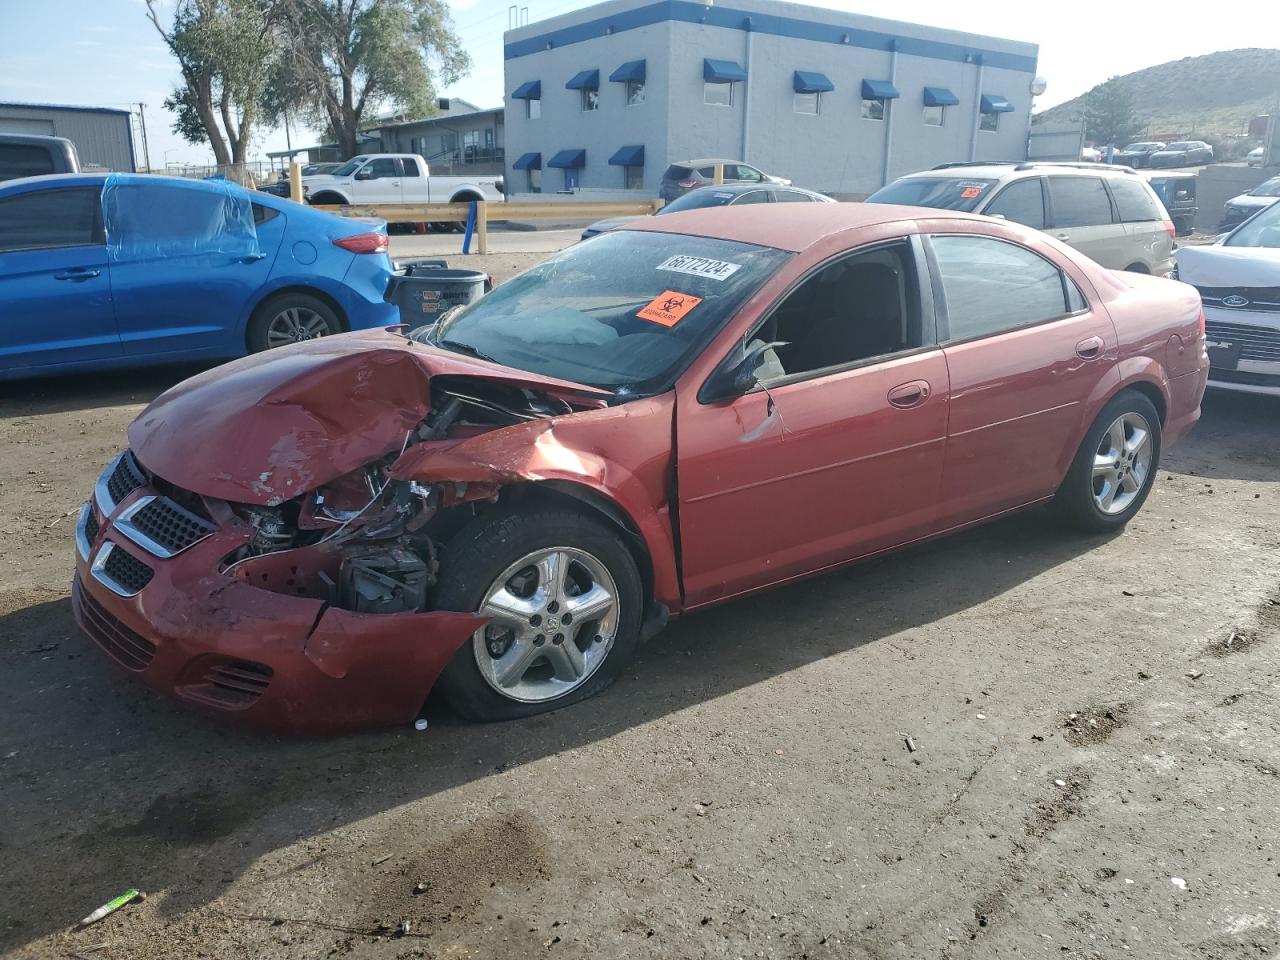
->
left=1219, top=175, right=1280, bottom=231
left=582, top=182, right=832, bottom=239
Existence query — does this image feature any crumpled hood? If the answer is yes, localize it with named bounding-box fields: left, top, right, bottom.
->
left=128, top=329, right=609, bottom=506
left=1176, top=244, right=1280, bottom=287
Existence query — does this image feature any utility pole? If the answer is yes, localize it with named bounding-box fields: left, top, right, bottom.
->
left=137, top=102, right=152, bottom=172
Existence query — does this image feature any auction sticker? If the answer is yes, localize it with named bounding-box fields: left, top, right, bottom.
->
left=637, top=290, right=703, bottom=327
left=958, top=181, right=989, bottom=200
left=657, top=254, right=742, bottom=282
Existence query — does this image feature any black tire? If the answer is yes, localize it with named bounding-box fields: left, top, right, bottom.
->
left=307, top=191, right=345, bottom=206
left=246, top=292, right=343, bottom=353
left=433, top=506, right=644, bottom=721
left=1052, top=390, right=1162, bottom=533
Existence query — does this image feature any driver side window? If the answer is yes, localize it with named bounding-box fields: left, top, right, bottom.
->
left=365, top=158, right=400, bottom=179
left=751, top=241, right=924, bottom=382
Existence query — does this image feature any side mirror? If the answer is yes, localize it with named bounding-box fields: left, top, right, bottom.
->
left=354, top=169, right=373, bottom=180
left=700, top=340, right=786, bottom=403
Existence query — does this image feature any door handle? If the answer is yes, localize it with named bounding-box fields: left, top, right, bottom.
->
left=238, top=253, right=268, bottom=263
left=1075, top=336, right=1104, bottom=360
left=54, top=269, right=101, bottom=281
left=888, top=380, right=931, bottom=409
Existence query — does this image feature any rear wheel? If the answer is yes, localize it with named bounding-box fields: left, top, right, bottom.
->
left=1053, top=390, right=1162, bottom=533
left=433, top=507, right=643, bottom=721
left=247, top=292, right=342, bottom=352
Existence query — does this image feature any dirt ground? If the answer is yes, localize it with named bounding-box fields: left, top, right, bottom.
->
left=3, top=251, right=1280, bottom=959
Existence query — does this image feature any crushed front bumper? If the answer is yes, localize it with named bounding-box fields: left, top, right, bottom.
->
left=73, top=455, right=485, bottom=734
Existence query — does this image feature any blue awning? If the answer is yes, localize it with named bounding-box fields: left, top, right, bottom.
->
left=793, top=71, right=834, bottom=94
left=923, top=86, right=960, bottom=107
left=703, top=58, right=747, bottom=83
left=608, top=145, right=644, bottom=166
left=980, top=94, right=1015, bottom=113
left=512, top=152, right=541, bottom=171
left=565, top=69, right=599, bottom=90
left=861, top=79, right=901, bottom=100
left=548, top=149, right=586, bottom=169
left=512, top=80, right=541, bottom=99
left=609, top=59, right=646, bottom=83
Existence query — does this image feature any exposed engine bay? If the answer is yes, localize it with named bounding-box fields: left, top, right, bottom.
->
left=208, top=377, right=594, bottom=614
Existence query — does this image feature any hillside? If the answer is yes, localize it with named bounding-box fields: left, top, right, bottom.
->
left=1035, top=48, right=1280, bottom=142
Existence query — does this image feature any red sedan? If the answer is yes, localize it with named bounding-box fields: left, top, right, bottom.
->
left=73, top=204, right=1208, bottom=732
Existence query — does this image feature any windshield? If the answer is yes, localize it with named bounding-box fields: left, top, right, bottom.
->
left=331, top=157, right=367, bottom=177
left=1225, top=200, right=1280, bottom=248
left=433, top=230, right=790, bottom=395
left=864, top=177, right=996, bottom=212
left=659, top=189, right=745, bottom=213
left=1251, top=177, right=1280, bottom=198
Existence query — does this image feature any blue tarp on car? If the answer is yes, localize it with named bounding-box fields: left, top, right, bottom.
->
left=101, top=173, right=259, bottom=262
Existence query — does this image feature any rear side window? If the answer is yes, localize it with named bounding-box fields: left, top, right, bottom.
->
left=0, top=144, right=56, bottom=181
left=696, top=165, right=716, bottom=179
left=931, top=235, right=1070, bottom=341
left=1109, top=178, right=1162, bottom=223
left=252, top=202, right=279, bottom=225
left=984, top=178, right=1045, bottom=229
left=773, top=190, right=815, bottom=202
left=731, top=190, right=770, bottom=205
left=0, top=187, right=100, bottom=252
left=1049, top=177, right=1114, bottom=228
left=662, top=165, right=692, bottom=180
left=402, top=158, right=420, bottom=177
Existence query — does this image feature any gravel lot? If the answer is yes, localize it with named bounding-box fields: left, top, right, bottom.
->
left=2, top=249, right=1279, bottom=959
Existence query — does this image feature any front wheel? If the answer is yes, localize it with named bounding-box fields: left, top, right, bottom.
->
left=1053, top=390, right=1162, bottom=533
left=433, top=507, right=643, bottom=721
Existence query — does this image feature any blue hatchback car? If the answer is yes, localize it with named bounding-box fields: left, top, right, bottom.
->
left=0, top=173, right=399, bottom=379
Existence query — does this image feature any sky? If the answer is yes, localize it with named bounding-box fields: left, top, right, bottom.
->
left=0, top=0, right=1273, bottom=166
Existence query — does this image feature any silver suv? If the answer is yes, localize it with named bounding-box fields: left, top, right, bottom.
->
left=866, top=162, right=1176, bottom=275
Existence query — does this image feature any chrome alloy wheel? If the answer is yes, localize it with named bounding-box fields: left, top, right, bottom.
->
left=1092, top=412, right=1153, bottom=515
left=471, top=547, right=620, bottom=703
left=265, top=306, right=330, bottom=348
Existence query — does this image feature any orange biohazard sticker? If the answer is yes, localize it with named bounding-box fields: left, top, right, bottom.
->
left=960, top=186, right=983, bottom=199
left=637, top=290, right=703, bottom=327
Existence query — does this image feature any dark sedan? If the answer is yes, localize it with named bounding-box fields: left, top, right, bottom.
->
left=1148, top=141, right=1214, bottom=168
left=582, top=183, right=832, bottom=239
left=1113, top=142, right=1166, bottom=168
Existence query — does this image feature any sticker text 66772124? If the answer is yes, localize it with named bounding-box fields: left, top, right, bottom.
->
left=657, top=255, right=743, bottom=282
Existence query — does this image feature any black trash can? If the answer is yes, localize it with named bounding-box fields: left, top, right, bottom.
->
left=385, top=266, right=490, bottom=327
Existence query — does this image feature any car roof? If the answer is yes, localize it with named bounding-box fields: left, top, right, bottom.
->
left=904, top=162, right=1141, bottom=181
left=624, top=202, right=985, bottom=253
left=670, top=158, right=744, bottom=167
left=679, top=182, right=796, bottom=197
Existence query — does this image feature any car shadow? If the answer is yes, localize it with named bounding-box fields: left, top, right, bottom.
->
left=0, top=364, right=211, bottom=420
left=1162, top=389, right=1280, bottom=482
left=0, top=507, right=1108, bottom=951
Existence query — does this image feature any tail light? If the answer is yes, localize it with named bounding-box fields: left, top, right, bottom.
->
left=677, top=178, right=699, bottom=188
left=333, top=232, right=389, bottom=254
left=1162, top=219, right=1176, bottom=241
left=1197, top=307, right=1205, bottom=338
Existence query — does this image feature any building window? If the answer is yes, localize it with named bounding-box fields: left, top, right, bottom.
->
left=527, top=98, right=541, bottom=120
left=861, top=98, right=886, bottom=121
left=626, top=80, right=645, bottom=105
left=704, top=81, right=733, bottom=106
left=624, top=165, right=643, bottom=190
left=980, top=111, right=1000, bottom=132
left=794, top=91, right=820, bottom=115
left=582, top=88, right=599, bottom=112
left=923, top=104, right=945, bottom=126
left=564, top=168, right=579, bottom=191
left=527, top=168, right=541, bottom=193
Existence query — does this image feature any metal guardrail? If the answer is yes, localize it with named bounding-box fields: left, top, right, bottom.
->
left=290, top=161, right=663, bottom=255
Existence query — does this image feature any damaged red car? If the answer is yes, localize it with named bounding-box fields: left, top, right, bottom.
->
left=73, top=204, right=1209, bottom=732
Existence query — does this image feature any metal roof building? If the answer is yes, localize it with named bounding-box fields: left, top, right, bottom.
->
left=0, top=101, right=136, bottom=172
left=502, top=0, right=1039, bottom=197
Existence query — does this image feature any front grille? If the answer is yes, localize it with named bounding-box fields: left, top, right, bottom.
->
left=97, top=450, right=148, bottom=514
left=96, top=544, right=154, bottom=596
left=1197, top=286, right=1280, bottom=314
left=84, top=508, right=100, bottom=546
left=116, top=496, right=216, bottom=558
left=1205, top=320, right=1280, bottom=363
left=74, top=578, right=156, bottom=671
left=181, top=660, right=273, bottom=709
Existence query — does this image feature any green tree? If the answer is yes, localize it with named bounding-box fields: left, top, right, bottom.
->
left=276, top=0, right=470, bottom=159
left=146, top=0, right=277, bottom=173
left=1084, top=76, right=1142, bottom=147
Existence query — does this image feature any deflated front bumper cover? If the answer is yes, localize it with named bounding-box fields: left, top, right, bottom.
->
left=72, top=487, right=485, bottom=735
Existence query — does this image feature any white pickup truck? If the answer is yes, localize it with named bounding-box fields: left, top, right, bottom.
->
left=302, top=153, right=503, bottom=207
